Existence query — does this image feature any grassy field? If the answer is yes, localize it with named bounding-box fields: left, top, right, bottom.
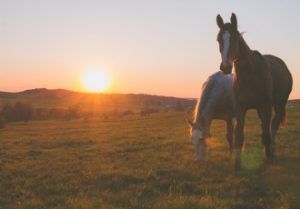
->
left=0, top=101, right=299, bottom=209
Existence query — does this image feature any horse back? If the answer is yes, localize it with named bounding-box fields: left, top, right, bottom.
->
left=198, top=72, right=235, bottom=120
left=234, top=51, right=292, bottom=108
left=263, top=54, right=293, bottom=104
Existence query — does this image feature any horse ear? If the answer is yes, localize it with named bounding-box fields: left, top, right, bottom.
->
left=216, top=14, right=224, bottom=29
left=187, top=120, right=194, bottom=127
left=231, top=13, right=237, bottom=30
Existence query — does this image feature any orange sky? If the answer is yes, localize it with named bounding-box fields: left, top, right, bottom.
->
left=0, top=1, right=299, bottom=99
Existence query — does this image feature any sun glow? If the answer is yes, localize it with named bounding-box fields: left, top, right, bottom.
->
left=81, top=68, right=111, bottom=93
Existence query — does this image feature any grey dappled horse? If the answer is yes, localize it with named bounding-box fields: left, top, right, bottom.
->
left=188, top=71, right=235, bottom=161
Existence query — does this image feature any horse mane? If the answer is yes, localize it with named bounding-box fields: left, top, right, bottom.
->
left=237, top=31, right=252, bottom=58
left=193, top=72, right=222, bottom=124
left=193, top=81, right=209, bottom=123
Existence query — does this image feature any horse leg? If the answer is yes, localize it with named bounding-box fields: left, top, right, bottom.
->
left=234, top=107, right=246, bottom=170
left=257, top=105, right=274, bottom=159
left=271, top=104, right=285, bottom=141
left=226, top=118, right=233, bottom=159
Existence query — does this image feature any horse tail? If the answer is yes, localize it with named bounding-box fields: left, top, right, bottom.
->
left=279, top=109, right=286, bottom=128
left=279, top=78, right=292, bottom=128
left=276, top=99, right=288, bottom=128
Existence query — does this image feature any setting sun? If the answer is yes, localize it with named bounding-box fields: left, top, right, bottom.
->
left=81, top=69, right=111, bottom=93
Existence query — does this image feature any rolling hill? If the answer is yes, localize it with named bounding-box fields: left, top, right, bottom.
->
left=0, top=88, right=196, bottom=111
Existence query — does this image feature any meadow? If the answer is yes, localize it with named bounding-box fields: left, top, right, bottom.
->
left=0, top=100, right=299, bottom=209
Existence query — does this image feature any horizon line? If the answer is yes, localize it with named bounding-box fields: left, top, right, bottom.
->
left=0, top=87, right=198, bottom=100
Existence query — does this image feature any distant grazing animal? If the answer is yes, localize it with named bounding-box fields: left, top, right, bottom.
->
left=140, top=108, right=159, bottom=117
left=188, top=71, right=235, bottom=161
left=216, top=13, right=293, bottom=169
left=122, top=110, right=134, bottom=117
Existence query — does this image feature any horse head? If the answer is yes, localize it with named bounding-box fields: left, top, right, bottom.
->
left=188, top=120, right=207, bottom=161
left=216, top=13, right=241, bottom=74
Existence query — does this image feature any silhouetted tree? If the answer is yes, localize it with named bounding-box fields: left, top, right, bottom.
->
left=0, top=115, right=5, bottom=128
left=175, top=100, right=184, bottom=111
left=2, top=101, right=33, bottom=122
left=14, top=101, right=34, bottom=122
left=2, top=104, right=15, bottom=122
left=65, top=104, right=82, bottom=119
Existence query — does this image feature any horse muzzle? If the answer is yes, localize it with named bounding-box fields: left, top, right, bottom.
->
left=220, top=63, right=233, bottom=74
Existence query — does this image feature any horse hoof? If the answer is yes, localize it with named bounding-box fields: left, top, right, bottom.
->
left=234, top=163, right=242, bottom=171
left=266, top=147, right=275, bottom=159
left=224, top=156, right=232, bottom=161
left=265, top=157, right=275, bottom=164
left=266, top=153, right=275, bottom=161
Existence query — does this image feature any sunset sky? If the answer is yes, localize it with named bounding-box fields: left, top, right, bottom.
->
left=0, top=0, right=299, bottom=99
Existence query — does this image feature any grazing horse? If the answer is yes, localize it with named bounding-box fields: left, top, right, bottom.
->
left=216, top=13, right=293, bottom=169
left=188, top=71, right=235, bottom=161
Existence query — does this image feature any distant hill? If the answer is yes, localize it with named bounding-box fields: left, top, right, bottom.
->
left=0, top=88, right=196, bottom=111
left=0, top=88, right=75, bottom=99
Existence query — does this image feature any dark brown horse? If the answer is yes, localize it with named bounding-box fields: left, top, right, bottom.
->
left=216, top=13, right=293, bottom=169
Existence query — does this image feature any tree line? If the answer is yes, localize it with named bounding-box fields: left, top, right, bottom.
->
left=0, top=102, right=84, bottom=128
left=0, top=100, right=192, bottom=128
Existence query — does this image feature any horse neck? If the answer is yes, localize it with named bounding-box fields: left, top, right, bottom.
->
left=194, top=103, right=209, bottom=129
left=193, top=101, right=202, bottom=125
left=237, top=35, right=251, bottom=60
left=234, top=35, right=253, bottom=78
